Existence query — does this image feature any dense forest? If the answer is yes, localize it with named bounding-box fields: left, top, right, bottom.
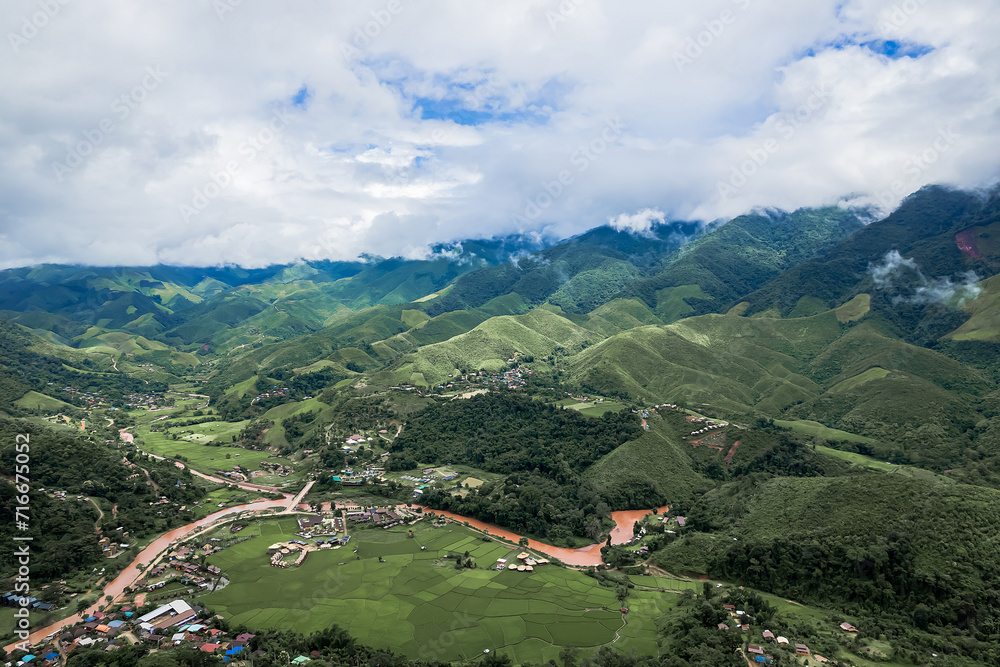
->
left=389, top=392, right=639, bottom=542
left=0, top=419, right=203, bottom=582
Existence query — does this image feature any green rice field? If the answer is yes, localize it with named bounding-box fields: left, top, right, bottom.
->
left=202, top=519, right=682, bottom=663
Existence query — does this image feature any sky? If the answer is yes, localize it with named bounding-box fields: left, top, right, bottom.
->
left=2, top=0, right=999, bottom=268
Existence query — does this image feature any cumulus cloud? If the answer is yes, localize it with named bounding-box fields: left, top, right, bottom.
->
left=911, top=272, right=983, bottom=306
left=1, top=0, right=1000, bottom=268
left=869, top=250, right=983, bottom=306
left=608, top=208, right=666, bottom=237
left=869, top=250, right=918, bottom=289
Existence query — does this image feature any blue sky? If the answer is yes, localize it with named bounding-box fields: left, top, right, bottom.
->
left=1, top=0, right=998, bottom=267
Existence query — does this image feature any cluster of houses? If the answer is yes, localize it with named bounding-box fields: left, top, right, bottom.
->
left=122, top=393, right=164, bottom=409
left=213, top=466, right=250, bottom=482
left=97, top=536, right=129, bottom=559
left=736, top=624, right=847, bottom=664
left=495, top=552, right=550, bottom=573
left=135, top=551, right=223, bottom=592
left=267, top=541, right=310, bottom=568
left=345, top=507, right=406, bottom=528
left=295, top=513, right=349, bottom=538
left=9, top=596, right=335, bottom=664
left=683, top=415, right=728, bottom=438
left=59, top=387, right=105, bottom=406
left=1, top=593, right=56, bottom=614
left=249, top=386, right=290, bottom=404
left=257, top=461, right=292, bottom=477
left=333, top=466, right=387, bottom=487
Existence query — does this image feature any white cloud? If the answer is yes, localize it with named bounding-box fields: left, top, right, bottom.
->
left=608, top=208, right=665, bottom=237
left=869, top=249, right=918, bottom=289
left=1, top=0, right=999, bottom=267
left=870, top=250, right=983, bottom=306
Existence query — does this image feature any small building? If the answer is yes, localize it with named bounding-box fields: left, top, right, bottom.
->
left=795, top=643, right=810, bottom=656
left=762, top=630, right=774, bottom=642
left=840, top=622, right=857, bottom=633
left=748, top=645, right=763, bottom=656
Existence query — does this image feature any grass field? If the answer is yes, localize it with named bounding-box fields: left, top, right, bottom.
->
left=202, top=519, right=663, bottom=663
left=135, top=429, right=289, bottom=479
left=14, top=390, right=75, bottom=412
left=562, top=399, right=627, bottom=418
left=773, top=419, right=875, bottom=444
left=813, top=446, right=953, bottom=483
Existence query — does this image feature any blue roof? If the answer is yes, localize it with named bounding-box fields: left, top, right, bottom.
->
left=22, top=656, right=35, bottom=663
left=85, top=616, right=97, bottom=622
left=44, top=653, right=58, bottom=660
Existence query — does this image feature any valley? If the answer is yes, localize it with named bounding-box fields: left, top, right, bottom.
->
left=3, top=186, right=1000, bottom=666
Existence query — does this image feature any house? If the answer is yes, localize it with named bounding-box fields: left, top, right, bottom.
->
left=200, top=643, right=222, bottom=653
left=840, top=622, right=857, bottom=632
left=717, top=623, right=729, bottom=630
left=748, top=645, right=764, bottom=655
left=136, top=599, right=193, bottom=625
left=762, top=630, right=774, bottom=642
left=776, top=636, right=788, bottom=645
left=795, top=643, right=810, bottom=655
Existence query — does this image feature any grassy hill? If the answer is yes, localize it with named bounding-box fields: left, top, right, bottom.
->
left=670, top=474, right=1000, bottom=642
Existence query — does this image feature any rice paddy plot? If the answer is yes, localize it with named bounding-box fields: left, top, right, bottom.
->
left=201, top=519, right=670, bottom=663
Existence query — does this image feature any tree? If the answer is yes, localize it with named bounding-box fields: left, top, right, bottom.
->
left=559, top=646, right=580, bottom=667
left=518, top=537, right=529, bottom=548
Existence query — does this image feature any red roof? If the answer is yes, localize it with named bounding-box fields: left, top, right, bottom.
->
left=200, top=643, right=222, bottom=653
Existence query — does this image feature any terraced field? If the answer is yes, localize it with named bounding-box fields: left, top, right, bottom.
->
left=202, top=519, right=672, bottom=663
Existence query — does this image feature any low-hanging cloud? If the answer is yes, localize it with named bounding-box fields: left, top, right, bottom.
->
left=869, top=249, right=918, bottom=289
left=608, top=208, right=666, bottom=237
left=869, top=250, right=983, bottom=306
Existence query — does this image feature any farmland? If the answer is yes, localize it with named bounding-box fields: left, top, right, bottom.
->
left=201, top=518, right=678, bottom=663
